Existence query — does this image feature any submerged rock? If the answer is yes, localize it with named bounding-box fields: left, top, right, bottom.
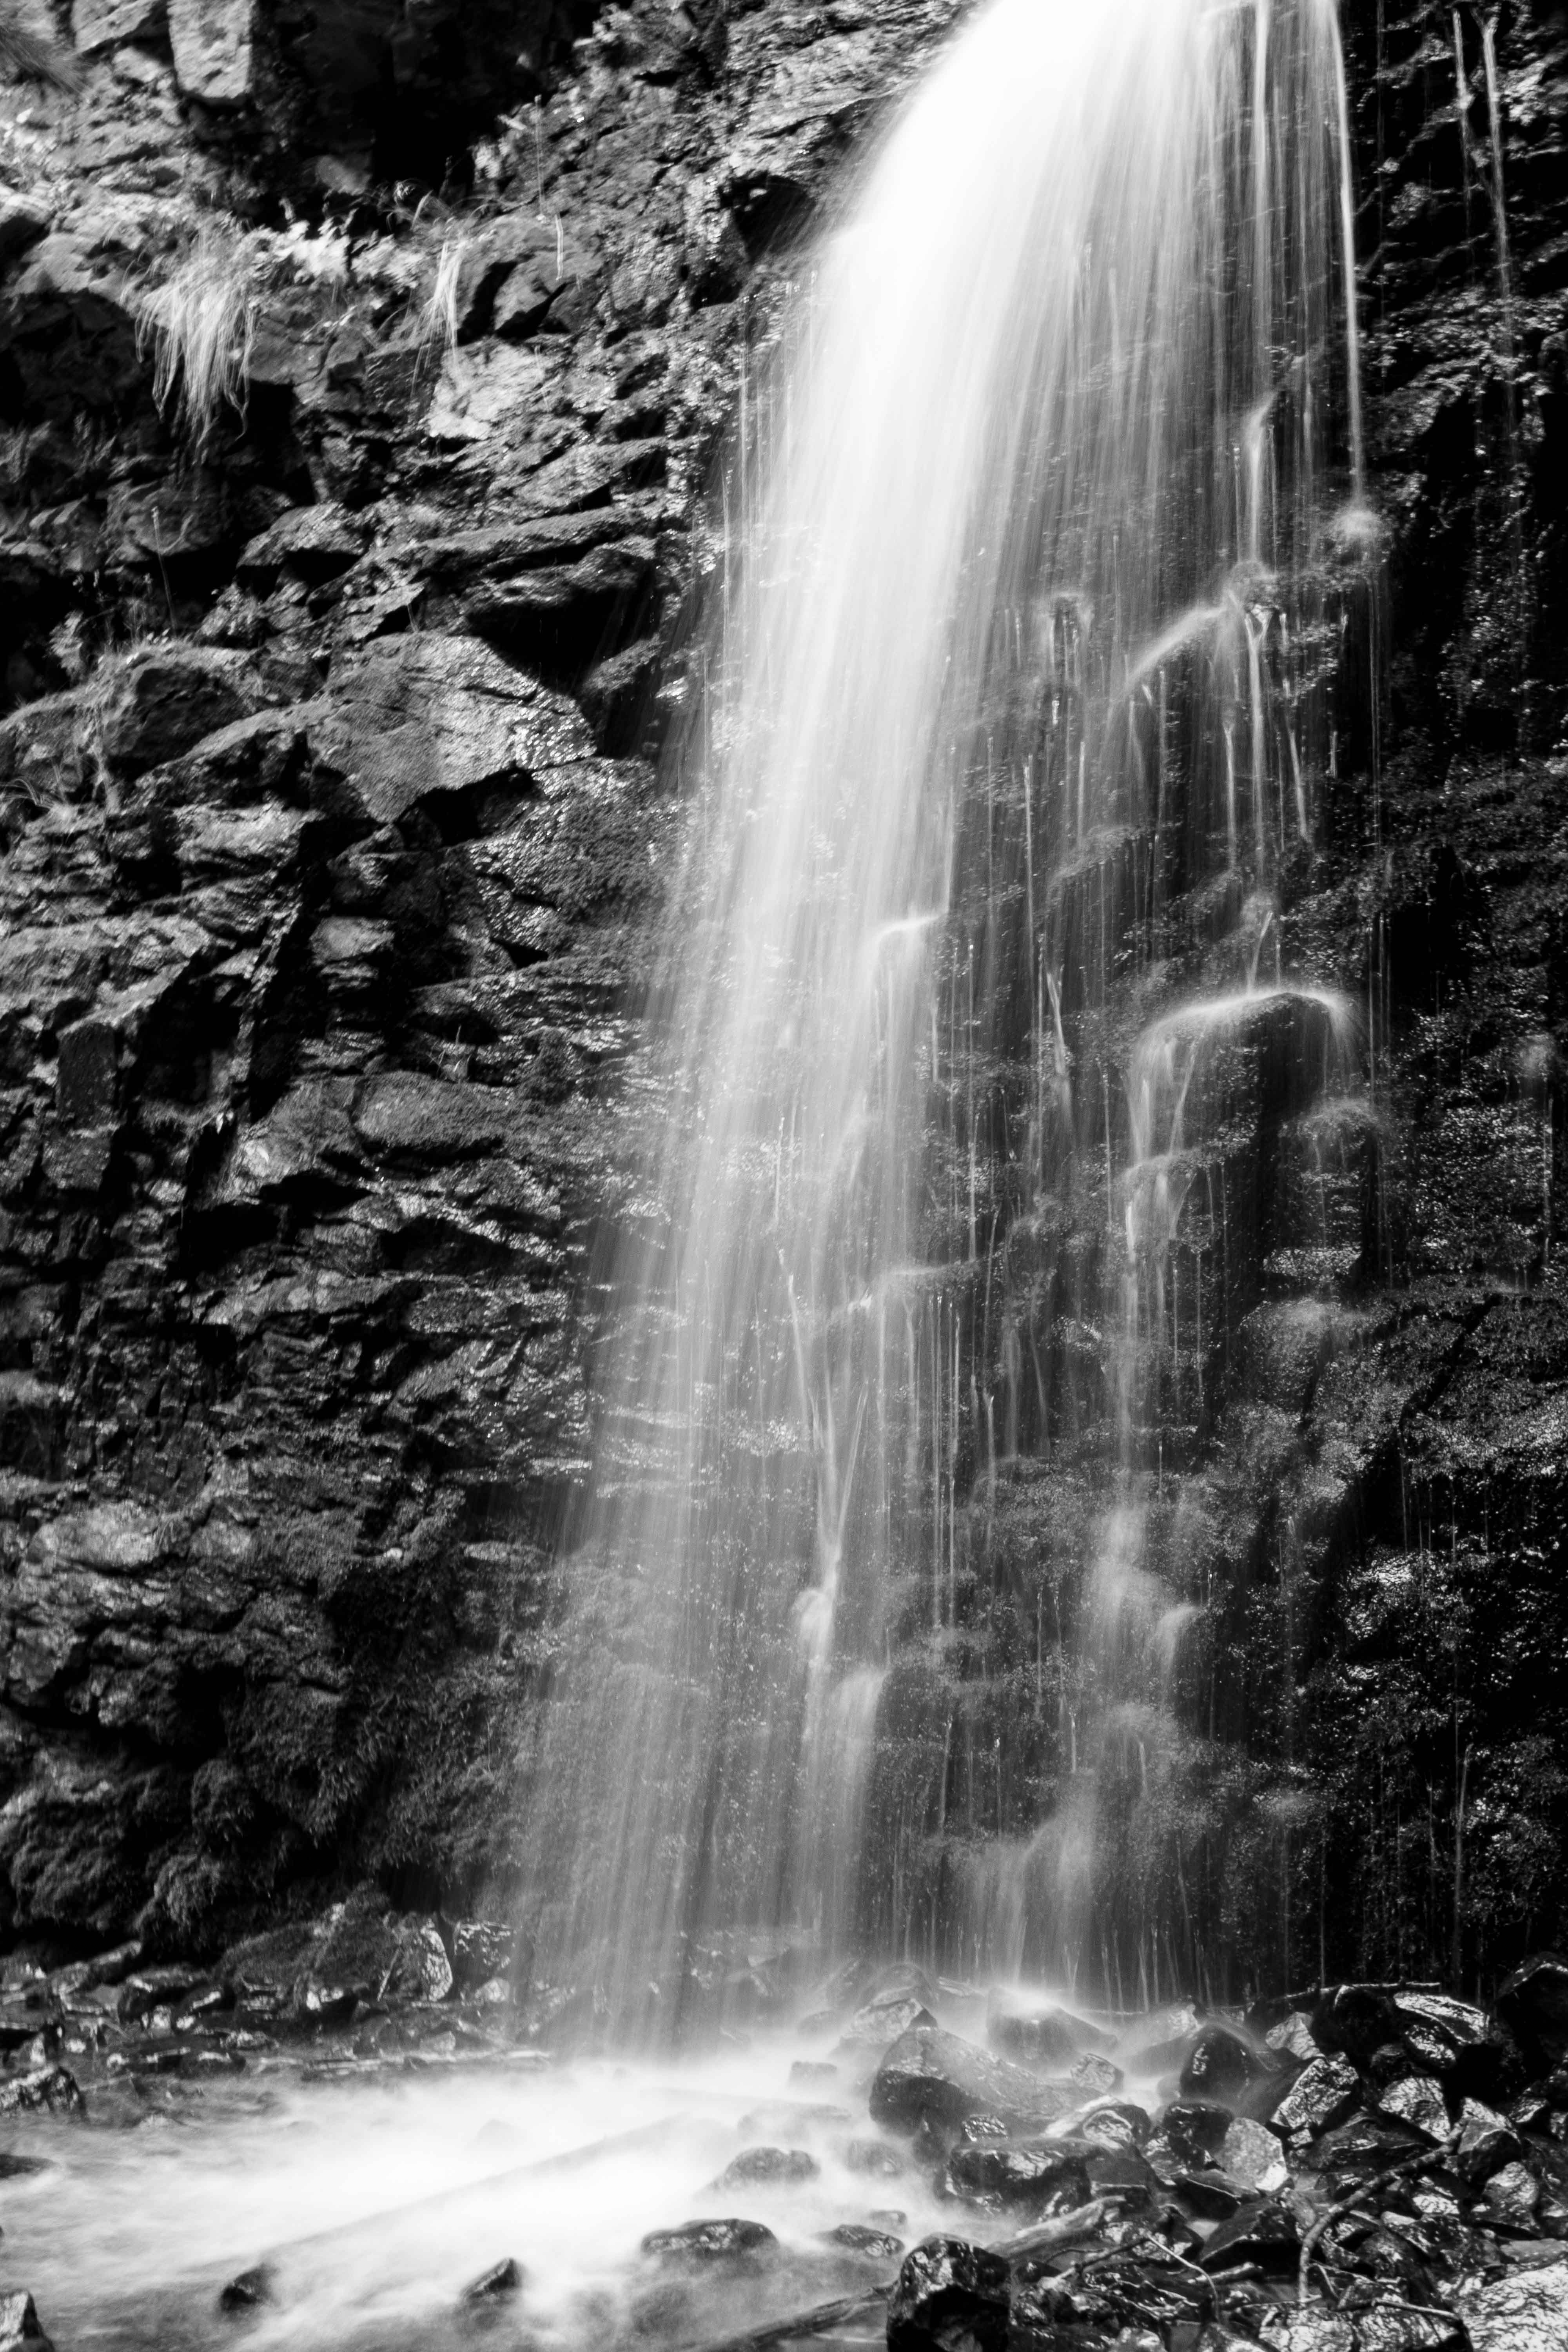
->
left=461, top=2259, right=524, bottom=2302
left=714, top=2147, right=819, bottom=2187
left=823, top=2222, right=904, bottom=2258
left=641, top=2220, right=778, bottom=2268
left=886, top=2236, right=1010, bottom=2352
left=217, top=2265, right=274, bottom=2312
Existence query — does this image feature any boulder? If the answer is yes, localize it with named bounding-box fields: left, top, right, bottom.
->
left=886, top=2237, right=1010, bottom=2352
left=869, top=2026, right=1077, bottom=2138
left=840, top=1995, right=936, bottom=2049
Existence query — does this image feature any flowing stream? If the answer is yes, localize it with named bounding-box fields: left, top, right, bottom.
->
left=529, top=0, right=1376, bottom=2029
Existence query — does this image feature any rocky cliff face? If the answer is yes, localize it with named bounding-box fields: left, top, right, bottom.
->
left=0, top=0, right=1563, bottom=1987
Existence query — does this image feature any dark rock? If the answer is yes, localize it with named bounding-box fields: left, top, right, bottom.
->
left=944, top=2143, right=1092, bottom=2211
left=1180, top=2026, right=1275, bottom=2105
left=871, top=2027, right=1077, bottom=2139
left=450, top=1921, right=515, bottom=1992
left=1196, top=2197, right=1299, bottom=2274
left=218, top=2265, right=274, bottom=2312
left=1457, top=2103, right=1526, bottom=2188
left=1161, top=2101, right=1235, bottom=2170
left=886, top=2236, right=1010, bottom=2352
left=714, top=2147, right=818, bottom=2188
left=461, top=2259, right=523, bottom=2302
left=1372, top=2075, right=1453, bottom=2143
left=97, top=647, right=269, bottom=777
left=0, top=2067, right=83, bottom=2118
left=1499, top=1960, right=1568, bottom=2066
left=641, top=2220, right=778, bottom=2268
left=116, top=1966, right=207, bottom=2024
left=1173, top=2172, right=1243, bottom=2220
left=1077, top=2101, right=1152, bottom=2149
left=1272, top=2056, right=1362, bottom=2142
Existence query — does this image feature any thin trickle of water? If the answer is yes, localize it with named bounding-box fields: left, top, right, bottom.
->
left=528, top=0, right=1376, bottom=2031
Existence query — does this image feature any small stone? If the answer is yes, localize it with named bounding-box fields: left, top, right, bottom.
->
left=218, top=2265, right=273, bottom=2312
left=1071, top=2053, right=1124, bottom=2095
left=461, top=2259, right=523, bottom=2303
left=846, top=2139, right=905, bottom=2177
left=714, top=2147, right=818, bottom=2188
left=822, top=2222, right=904, bottom=2258
left=641, top=2220, right=777, bottom=2267
left=958, top=2114, right=1010, bottom=2143
left=886, top=2236, right=1010, bottom=2352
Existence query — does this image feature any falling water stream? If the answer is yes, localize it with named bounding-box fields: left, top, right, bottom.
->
left=0, top=0, right=1380, bottom=2339
left=530, top=0, right=1375, bottom=2027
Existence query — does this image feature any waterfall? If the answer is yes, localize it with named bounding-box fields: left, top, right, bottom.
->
left=527, top=0, right=1374, bottom=2038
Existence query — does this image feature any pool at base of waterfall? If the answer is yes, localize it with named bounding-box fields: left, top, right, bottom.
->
left=0, top=1966, right=1561, bottom=2352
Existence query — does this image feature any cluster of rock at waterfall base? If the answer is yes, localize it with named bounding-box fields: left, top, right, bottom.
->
left=628, top=1958, right=1568, bottom=2352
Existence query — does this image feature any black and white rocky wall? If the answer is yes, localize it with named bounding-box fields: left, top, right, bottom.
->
left=0, top=0, right=1564, bottom=1991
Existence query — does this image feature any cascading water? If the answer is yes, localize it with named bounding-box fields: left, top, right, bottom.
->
left=528, top=0, right=1377, bottom=2033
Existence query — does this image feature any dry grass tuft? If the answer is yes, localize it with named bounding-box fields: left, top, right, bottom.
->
left=136, top=225, right=262, bottom=451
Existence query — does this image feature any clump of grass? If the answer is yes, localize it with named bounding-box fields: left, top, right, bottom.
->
left=0, top=0, right=83, bottom=93
left=418, top=235, right=467, bottom=357
left=136, top=224, right=262, bottom=451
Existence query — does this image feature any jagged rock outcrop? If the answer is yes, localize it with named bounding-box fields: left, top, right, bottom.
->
left=0, top=0, right=1564, bottom=1977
